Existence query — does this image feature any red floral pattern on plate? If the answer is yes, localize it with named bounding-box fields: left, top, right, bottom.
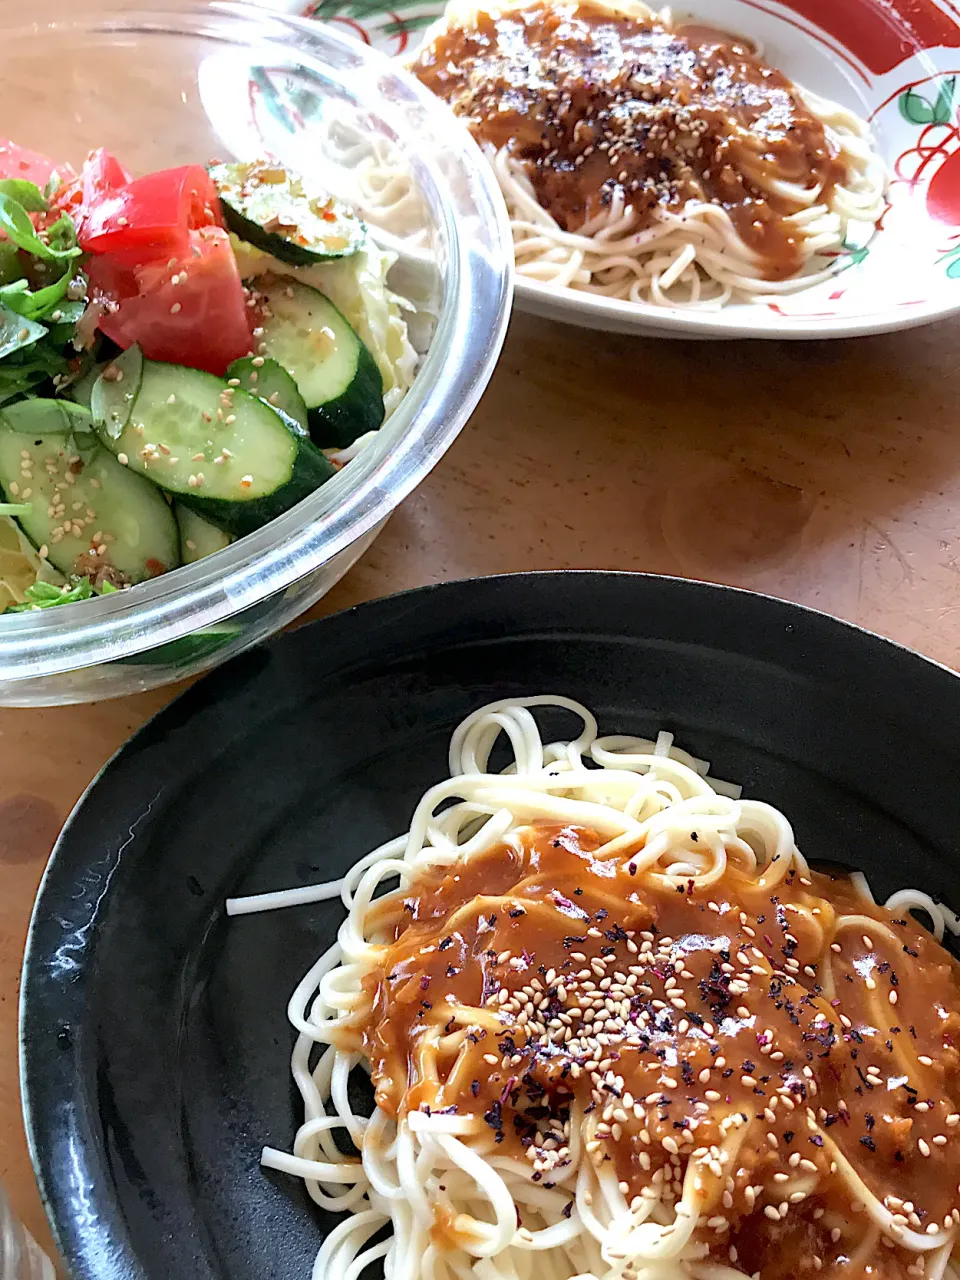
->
left=776, top=0, right=960, bottom=75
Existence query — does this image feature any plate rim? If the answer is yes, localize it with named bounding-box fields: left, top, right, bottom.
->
left=19, top=567, right=960, bottom=1277
left=512, top=277, right=960, bottom=340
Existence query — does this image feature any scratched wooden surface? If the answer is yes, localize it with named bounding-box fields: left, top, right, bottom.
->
left=5, top=0, right=960, bottom=1263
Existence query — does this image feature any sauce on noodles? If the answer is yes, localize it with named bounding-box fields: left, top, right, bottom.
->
left=347, top=823, right=960, bottom=1278
left=411, top=2, right=847, bottom=280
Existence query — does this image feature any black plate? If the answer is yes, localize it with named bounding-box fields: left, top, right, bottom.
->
left=20, top=570, right=960, bottom=1280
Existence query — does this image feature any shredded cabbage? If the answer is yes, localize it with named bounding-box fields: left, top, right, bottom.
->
left=0, top=515, right=63, bottom=609
left=231, top=236, right=418, bottom=418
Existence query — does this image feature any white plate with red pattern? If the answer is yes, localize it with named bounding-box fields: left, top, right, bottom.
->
left=266, top=0, right=960, bottom=338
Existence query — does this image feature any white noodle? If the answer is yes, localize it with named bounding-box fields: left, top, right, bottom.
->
left=358, top=0, right=887, bottom=310
left=227, top=696, right=960, bottom=1280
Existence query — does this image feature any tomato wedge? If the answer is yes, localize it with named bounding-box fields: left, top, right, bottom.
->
left=79, top=164, right=223, bottom=256
left=90, top=227, right=254, bottom=375
left=0, top=138, right=74, bottom=190
left=82, top=148, right=132, bottom=205
left=49, top=148, right=131, bottom=231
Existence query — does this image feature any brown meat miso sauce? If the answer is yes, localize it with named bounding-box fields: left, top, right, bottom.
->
left=341, top=822, right=960, bottom=1279
left=411, top=1, right=847, bottom=280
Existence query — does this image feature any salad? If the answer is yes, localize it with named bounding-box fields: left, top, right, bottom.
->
left=0, top=142, right=416, bottom=613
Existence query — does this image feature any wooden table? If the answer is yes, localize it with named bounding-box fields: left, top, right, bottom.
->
left=4, top=310, right=960, bottom=1259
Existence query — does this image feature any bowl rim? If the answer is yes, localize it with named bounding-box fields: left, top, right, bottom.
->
left=0, top=0, right=513, bottom=680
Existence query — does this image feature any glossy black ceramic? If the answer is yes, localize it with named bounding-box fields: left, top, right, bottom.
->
left=20, top=571, right=960, bottom=1280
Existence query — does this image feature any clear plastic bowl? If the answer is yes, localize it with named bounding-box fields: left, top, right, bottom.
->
left=0, top=3, right=512, bottom=704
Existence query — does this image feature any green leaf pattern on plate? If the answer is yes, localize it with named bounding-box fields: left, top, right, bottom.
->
left=895, top=77, right=960, bottom=280
left=305, top=0, right=436, bottom=17
left=898, top=78, right=956, bottom=126
left=298, top=0, right=442, bottom=47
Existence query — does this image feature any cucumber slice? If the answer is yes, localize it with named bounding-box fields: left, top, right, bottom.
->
left=257, top=278, right=384, bottom=449
left=226, top=356, right=308, bottom=435
left=94, top=356, right=337, bottom=537
left=210, top=161, right=365, bottom=265
left=175, top=502, right=232, bottom=564
left=0, top=412, right=180, bottom=583
left=116, top=622, right=243, bottom=666
left=0, top=305, right=45, bottom=359
left=91, top=344, right=143, bottom=440
left=69, top=361, right=107, bottom=411
left=3, top=397, right=97, bottom=440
